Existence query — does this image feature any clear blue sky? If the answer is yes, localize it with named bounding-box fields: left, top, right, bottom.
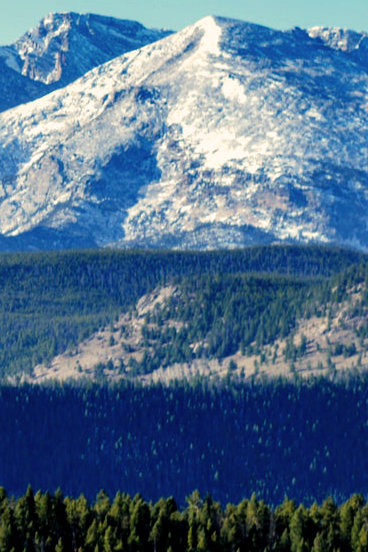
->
left=1, top=0, right=367, bottom=44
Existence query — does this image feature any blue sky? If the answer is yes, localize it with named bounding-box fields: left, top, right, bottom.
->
left=1, top=0, right=367, bottom=44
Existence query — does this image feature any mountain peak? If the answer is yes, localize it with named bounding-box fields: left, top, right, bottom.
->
left=195, top=14, right=239, bottom=26
left=191, top=15, right=226, bottom=55
left=7, top=12, right=172, bottom=85
left=0, top=14, right=368, bottom=251
left=308, top=25, right=368, bottom=53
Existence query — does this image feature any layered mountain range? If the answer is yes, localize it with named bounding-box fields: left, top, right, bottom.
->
left=0, top=13, right=171, bottom=112
left=0, top=13, right=368, bottom=251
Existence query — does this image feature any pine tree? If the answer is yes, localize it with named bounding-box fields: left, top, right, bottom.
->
left=0, top=507, right=15, bottom=552
left=55, top=537, right=64, bottom=552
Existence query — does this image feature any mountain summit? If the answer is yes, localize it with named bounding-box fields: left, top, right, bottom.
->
left=10, top=12, right=172, bottom=85
left=0, top=12, right=171, bottom=112
left=0, top=15, right=368, bottom=251
left=308, top=25, right=368, bottom=55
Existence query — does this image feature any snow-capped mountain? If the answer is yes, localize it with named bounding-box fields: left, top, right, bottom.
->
left=0, top=12, right=171, bottom=112
left=0, top=15, right=368, bottom=251
left=308, top=26, right=368, bottom=55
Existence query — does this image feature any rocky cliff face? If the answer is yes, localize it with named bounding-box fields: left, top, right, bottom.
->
left=0, top=15, right=368, bottom=251
left=11, top=12, right=172, bottom=85
left=0, top=12, right=171, bottom=112
left=307, top=26, right=368, bottom=54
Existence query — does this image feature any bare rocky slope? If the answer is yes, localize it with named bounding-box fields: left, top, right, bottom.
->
left=31, top=280, right=368, bottom=384
left=0, top=16, right=368, bottom=251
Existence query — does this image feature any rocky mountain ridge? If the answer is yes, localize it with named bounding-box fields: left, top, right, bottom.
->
left=0, top=12, right=171, bottom=112
left=0, top=15, right=368, bottom=250
left=307, top=25, right=368, bottom=55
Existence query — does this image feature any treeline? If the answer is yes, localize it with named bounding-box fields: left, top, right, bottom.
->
left=1, top=377, right=368, bottom=505
left=0, top=245, right=365, bottom=377
left=1, top=486, right=368, bottom=551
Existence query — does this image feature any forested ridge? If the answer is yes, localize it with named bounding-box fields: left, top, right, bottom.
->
left=1, top=377, right=368, bottom=506
left=0, top=245, right=365, bottom=378
left=137, top=272, right=316, bottom=371
left=1, top=486, right=368, bottom=551
left=1, top=246, right=368, bottom=549
left=134, top=256, right=368, bottom=374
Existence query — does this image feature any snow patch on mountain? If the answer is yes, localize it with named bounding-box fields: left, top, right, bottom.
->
left=0, top=47, right=21, bottom=72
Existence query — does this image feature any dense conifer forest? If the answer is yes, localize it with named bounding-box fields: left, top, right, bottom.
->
left=1, top=377, right=368, bottom=506
left=1, top=485, right=368, bottom=551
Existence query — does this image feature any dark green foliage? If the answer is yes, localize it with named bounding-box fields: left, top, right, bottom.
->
left=142, top=273, right=313, bottom=366
left=0, top=245, right=364, bottom=377
left=2, top=487, right=368, bottom=551
left=1, top=376, right=368, bottom=506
